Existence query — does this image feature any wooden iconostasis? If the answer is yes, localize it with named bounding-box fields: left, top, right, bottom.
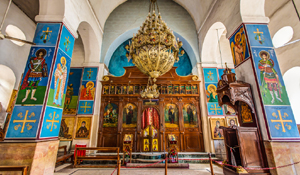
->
left=98, top=67, right=204, bottom=152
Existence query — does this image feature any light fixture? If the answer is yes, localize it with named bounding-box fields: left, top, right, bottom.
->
left=126, top=0, right=183, bottom=99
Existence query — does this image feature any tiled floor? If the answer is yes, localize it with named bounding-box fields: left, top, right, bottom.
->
left=54, top=164, right=224, bottom=175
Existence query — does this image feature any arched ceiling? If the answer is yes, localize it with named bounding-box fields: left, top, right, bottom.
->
left=89, top=0, right=217, bottom=31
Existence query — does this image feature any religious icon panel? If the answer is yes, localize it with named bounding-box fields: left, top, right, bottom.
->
left=63, top=68, right=83, bottom=115
left=210, top=118, right=225, bottom=140
left=229, top=25, right=250, bottom=66
left=203, top=68, right=218, bottom=83
left=239, top=101, right=253, bottom=124
left=164, top=104, right=179, bottom=128
left=205, top=83, right=218, bottom=102
left=33, top=23, right=61, bottom=46
left=251, top=48, right=290, bottom=106
left=59, top=116, right=75, bottom=140
left=245, top=24, right=273, bottom=47
left=225, top=116, right=239, bottom=127
left=46, top=48, right=71, bottom=108
left=77, top=101, right=94, bottom=115
left=207, top=102, right=224, bottom=115
left=58, top=25, right=75, bottom=58
left=75, top=117, right=91, bottom=139
left=122, top=103, right=137, bottom=128
left=82, top=67, right=98, bottom=81
left=183, top=104, right=198, bottom=128
left=6, top=106, right=42, bottom=139
left=80, top=81, right=96, bottom=100
left=40, top=106, right=63, bottom=138
left=16, top=46, right=56, bottom=105
left=103, top=103, right=118, bottom=127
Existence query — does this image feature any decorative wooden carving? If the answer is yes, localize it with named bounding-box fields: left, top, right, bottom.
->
left=98, top=67, right=204, bottom=152
left=217, top=67, right=269, bottom=174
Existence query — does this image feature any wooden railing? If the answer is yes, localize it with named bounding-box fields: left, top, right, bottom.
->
left=56, top=145, right=73, bottom=165
left=0, top=165, right=29, bottom=175
left=74, top=147, right=121, bottom=174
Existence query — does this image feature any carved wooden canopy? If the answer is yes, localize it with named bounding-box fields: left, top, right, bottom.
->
left=216, top=68, right=255, bottom=113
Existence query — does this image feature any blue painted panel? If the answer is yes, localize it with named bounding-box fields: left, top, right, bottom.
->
left=174, top=48, right=192, bottom=76
left=251, top=47, right=290, bottom=106
left=66, top=68, right=83, bottom=96
left=245, top=24, right=273, bottom=48
left=82, top=67, right=98, bottom=81
left=6, top=106, right=42, bottom=138
left=58, top=25, right=75, bottom=58
left=33, top=23, right=61, bottom=46
left=203, top=68, right=218, bottom=83
left=77, top=100, right=94, bottom=115
left=39, top=106, right=63, bottom=138
left=47, top=48, right=72, bottom=108
left=16, top=46, right=56, bottom=105
left=205, top=83, right=218, bottom=103
left=229, top=25, right=250, bottom=66
left=264, top=105, right=299, bottom=138
left=207, top=102, right=224, bottom=115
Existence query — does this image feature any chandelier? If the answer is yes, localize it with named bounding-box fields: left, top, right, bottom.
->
left=126, top=0, right=183, bottom=99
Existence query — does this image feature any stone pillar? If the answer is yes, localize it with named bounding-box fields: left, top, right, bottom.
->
left=229, top=23, right=300, bottom=174
left=1, top=23, right=75, bottom=174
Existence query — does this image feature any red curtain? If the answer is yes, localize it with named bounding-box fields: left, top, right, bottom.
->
left=142, top=107, right=159, bottom=129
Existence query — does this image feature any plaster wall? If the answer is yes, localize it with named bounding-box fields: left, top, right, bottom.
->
left=0, top=0, right=36, bottom=89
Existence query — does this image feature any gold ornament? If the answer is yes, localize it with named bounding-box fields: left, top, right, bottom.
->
left=102, top=76, right=109, bottom=81
left=192, top=75, right=199, bottom=81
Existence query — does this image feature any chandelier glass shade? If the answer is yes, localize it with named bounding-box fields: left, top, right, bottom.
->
left=126, top=0, right=183, bottom=81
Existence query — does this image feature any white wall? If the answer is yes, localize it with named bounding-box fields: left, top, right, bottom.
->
left=0, top=0, right=36, bottom=89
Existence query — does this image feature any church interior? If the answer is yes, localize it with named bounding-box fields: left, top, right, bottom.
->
left=0, top=0, right=300, bottom=174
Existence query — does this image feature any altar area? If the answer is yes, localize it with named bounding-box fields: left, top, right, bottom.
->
left=99, top=67, right=204, bottom=153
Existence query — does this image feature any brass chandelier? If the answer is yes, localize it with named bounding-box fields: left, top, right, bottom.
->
left=126, top=0, right=183, bottom=99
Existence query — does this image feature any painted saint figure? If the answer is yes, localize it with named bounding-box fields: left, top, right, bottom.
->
left=64, top=84, right=74, bottom=110
left=80, top=81, right=95, bottom=100
left=126, top=105, right=133, bottom=124
left=214, top=121, right=223, bottom=138
left=21, top=49, right=48, bottom=102
left=76, top=121, right=89, bottom=138
left=231, top=30, right=247, bottom=66
left=187, top=105, right=194, bottom=124
left=53, top=56, right=68, bottom=106
left=258, top=51, right=282, bottom=104
left=206, top=84, right=218, bottom=102
left=168, top=105, right=175, bottom=124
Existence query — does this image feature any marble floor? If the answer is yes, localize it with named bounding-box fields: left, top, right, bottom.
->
left=54, top=163, right=224, bottom=175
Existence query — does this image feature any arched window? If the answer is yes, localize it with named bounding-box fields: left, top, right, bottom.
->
left=272, top=26, right=293, bottom=48
left=5, top=25, right=26, bottom=46
left=283, top=67, right=300, bottom=124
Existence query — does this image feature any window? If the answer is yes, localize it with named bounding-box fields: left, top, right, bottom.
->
left=5, top=25, right=26, bottom=46
left=272, top=26, right=293, bottom=48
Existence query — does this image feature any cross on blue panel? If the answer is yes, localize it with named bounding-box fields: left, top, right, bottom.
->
left=33, top=23, right=61, bottom=47
left=264, top=105, right=299, bottom=139
left=77, top=101, right=94, bottom=115
left=245, top=24, right=273, bottom=48
left=203, top=68, right=218, bottom=83
left=207, top=102, right=224, bottom=115
left=82, top=67, right=98, bottom=81
left=58, top=25, right=75, bottom=58
left=6, top=106, right=42, bottom=139
left=39, top=106, right=63, bottom=138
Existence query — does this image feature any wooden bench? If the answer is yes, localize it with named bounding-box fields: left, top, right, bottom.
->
left=74, top=147, right=121, bottom=174
left=56, top=145, right=73, bottom=165
left=0, top=165, right=29, bottom=175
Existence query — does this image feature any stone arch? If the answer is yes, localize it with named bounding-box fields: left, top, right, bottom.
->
left=283, top=67, right=300, bottom=124
left=0, top=65, right=16, bottom=111
left=201, top=22, right=234, bottom=68
left=77, top=21, right=101, bottom=64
